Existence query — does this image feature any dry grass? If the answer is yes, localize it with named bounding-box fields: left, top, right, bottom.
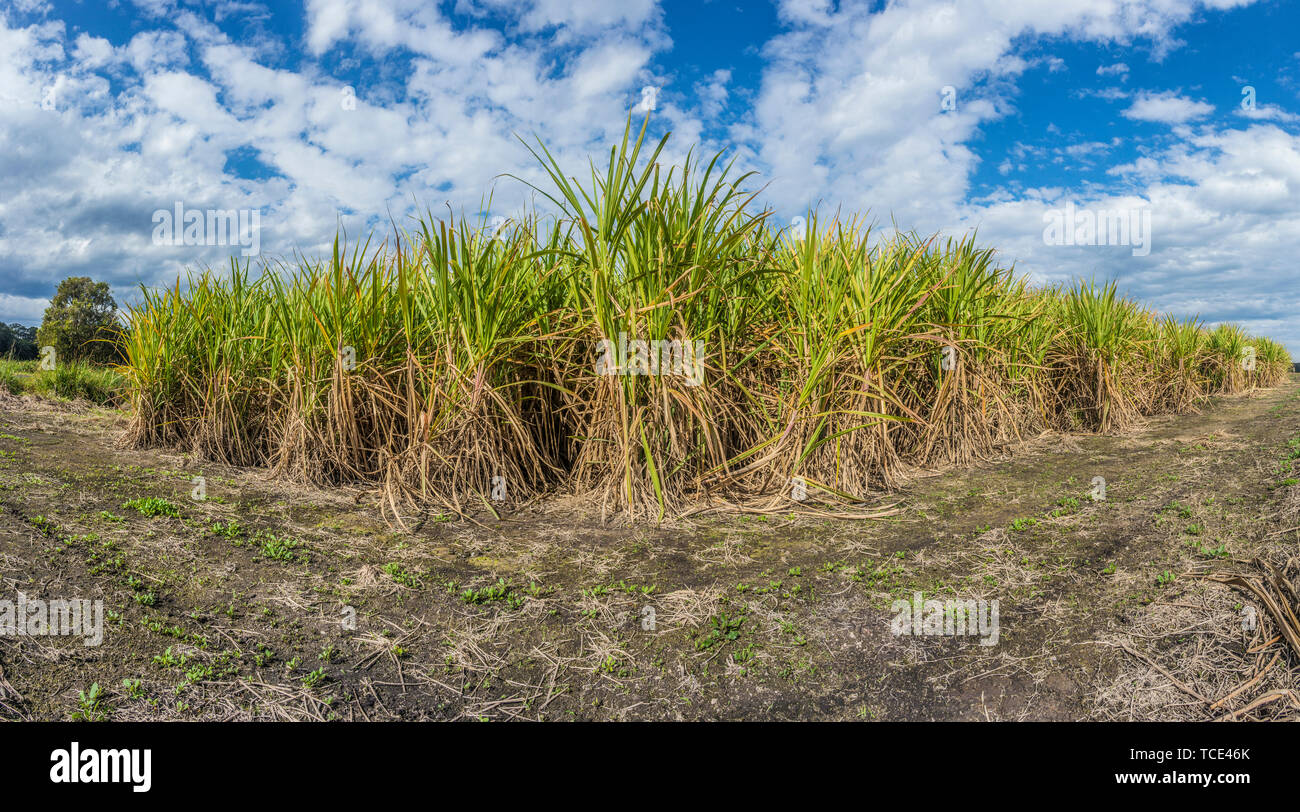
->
left=1094, top=547, right=1300, bottom=721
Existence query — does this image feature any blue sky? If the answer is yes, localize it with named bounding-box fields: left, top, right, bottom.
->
left=1, top=0, right=1299, bottom=351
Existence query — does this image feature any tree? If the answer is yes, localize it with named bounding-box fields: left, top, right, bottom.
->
left=0, top=323, right=38, bottom=360
left=37, top=277, right=122, bottom=364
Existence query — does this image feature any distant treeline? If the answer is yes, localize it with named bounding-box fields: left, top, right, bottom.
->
left=0, top=323, right=38, bottom=361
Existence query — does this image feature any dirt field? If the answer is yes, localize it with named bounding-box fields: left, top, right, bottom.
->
left=1, top=377, right=1298, bottom=721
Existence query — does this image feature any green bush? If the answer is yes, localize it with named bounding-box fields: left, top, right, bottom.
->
left=42, top=364, right=125, bottom=405
left=2, top=359, right=124, bottom=405
left=0, top=360, right=24, bottom=396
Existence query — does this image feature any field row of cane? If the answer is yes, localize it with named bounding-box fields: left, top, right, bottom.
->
left=121, top=124, right=1293, bottom=521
